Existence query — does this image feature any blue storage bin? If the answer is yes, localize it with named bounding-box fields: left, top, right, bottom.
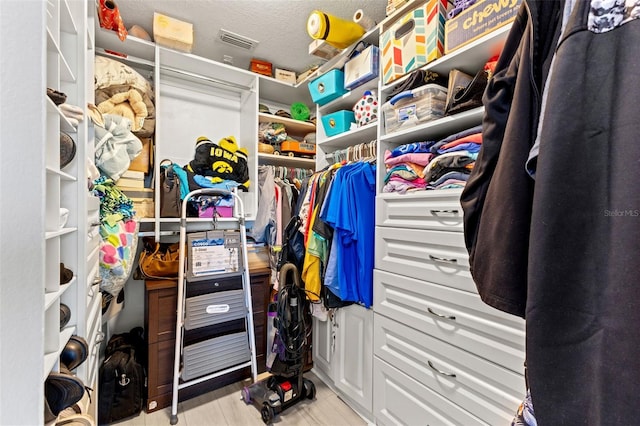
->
left=308, top=69, right=348, bottom=106
left=321, top=110, right=356, bottom=137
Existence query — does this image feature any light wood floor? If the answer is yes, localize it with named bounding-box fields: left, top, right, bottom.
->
left=113, top=371, right=367, bottom=426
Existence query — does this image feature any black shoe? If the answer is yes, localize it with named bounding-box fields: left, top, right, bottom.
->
left=60, top=303, right=71, bottom=330
left=60, top=263, right=73, bottom=285
left=45, top=370, right=86, bottom=417
left=60, top=335, right=89, bottom=371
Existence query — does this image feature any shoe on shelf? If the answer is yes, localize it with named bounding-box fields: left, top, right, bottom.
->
left=45, top=371, right=86, bottom=418
left=47, top=88, right=67, bottom=105
left=60, top=335, right=89, bottom=371
left=60, top=304, right=71, bottom=330
left=60, top=132, right=77, bottom=169
left=60, top=263, right=73, bottom=285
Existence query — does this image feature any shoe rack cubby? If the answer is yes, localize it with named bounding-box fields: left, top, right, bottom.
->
left=44, top=0, right=101, bottom=423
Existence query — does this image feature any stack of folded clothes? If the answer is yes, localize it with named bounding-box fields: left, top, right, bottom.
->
left=383, top=125, right=483, bottom=193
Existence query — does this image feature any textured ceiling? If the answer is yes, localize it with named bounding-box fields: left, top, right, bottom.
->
left=112, top=0, right=388, bottom=74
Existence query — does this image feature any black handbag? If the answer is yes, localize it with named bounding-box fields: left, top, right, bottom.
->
left=444, top=68, right=488, bottom=116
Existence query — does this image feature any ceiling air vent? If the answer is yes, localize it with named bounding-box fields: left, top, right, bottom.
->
left=217, top=29, right=259, bottom=51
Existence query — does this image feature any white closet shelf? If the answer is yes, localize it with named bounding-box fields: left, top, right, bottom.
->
left=59, top=109, right=77, bottom=133
left=378, top=187, right=464, bottom=201
left=47, top=167, right=77, bottom=181
left=43, top=326, right=76, bottom=381
left=95, top=27, right=155, bottom=62
left=259, top=75, right=313, bottom=106
left=380, top=107, right=484, bottom=145
left=47, top=28, right=76, bottom=83
left=258, top=153, right=316, bottom=168
left=319, top=78, right=380, bottom=114
left=46, top=227, right=78, bottom=239
left=44, top=281, right=74, bottom=311
left=318, top=121, right=378, bottom=149
left=258, top=113, right=315, bottom=135
left=59, top=0, right=77, bottom=35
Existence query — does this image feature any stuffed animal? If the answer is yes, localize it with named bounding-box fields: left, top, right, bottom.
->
left=97, top=89, right=148, bottom=132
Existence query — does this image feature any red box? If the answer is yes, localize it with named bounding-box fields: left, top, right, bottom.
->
left=250, top=59, right=272, bottom=77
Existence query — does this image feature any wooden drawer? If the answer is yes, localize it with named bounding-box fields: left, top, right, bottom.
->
left=374, top=270, right=525, bottom=372
left=375, top=227, right=474, bottom=292
left=373, top=357, right=488, bottom=426
left=374, top=314, right=524, bottom=425
left=376, top=190, right=464, bottom=232
left=145, top=281, right=178, bottom=344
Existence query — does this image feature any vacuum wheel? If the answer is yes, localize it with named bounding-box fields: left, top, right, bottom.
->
left=303, top=379, right=316, bottom=400
left=261, top=403, right=274, bottom=424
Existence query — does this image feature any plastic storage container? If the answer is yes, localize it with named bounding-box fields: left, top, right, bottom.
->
left=383, top=83, right=447, bottom=134
left=321, top=110, right=356, bottom=137
left=308, top=69, right=348, bottom=106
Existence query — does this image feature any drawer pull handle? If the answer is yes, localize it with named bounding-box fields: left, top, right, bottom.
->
left=429, top=254, right=458, bottom=264
left=92, top=277, right=102, bottom=285
left=88, top=287, right=95, bottom=298
left=89, top=221, right=101, bottom=227
left=427, top=307, right=456, bottom=321
left=428, top=360, right=456, bottom=378
left=95, top=331, right=105, bottom=344
left=430, top=209, right=459, bottom=216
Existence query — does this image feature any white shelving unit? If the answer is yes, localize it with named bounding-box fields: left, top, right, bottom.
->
left=305, top=2, right=524, bottom=424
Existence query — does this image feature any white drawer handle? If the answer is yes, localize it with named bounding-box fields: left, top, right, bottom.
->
left=95, top=331, right=105, bottom=344
left=428, top=360, right=456, bottom=378
left=429, top=209, right=459, bottom=216
left=429, top=254, right=458, bottom=264
left=427, top=307, right=456, bottom=321
left=92, top=277, right=102, bottom=285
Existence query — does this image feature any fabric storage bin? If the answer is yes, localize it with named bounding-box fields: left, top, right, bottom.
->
left=308, top=69, right=348, bottom=106
left=380, top=0, right=447, bottom=84
left=383, top=83, right=447, bottom=133
left=321, top=110, right=356, bottom=137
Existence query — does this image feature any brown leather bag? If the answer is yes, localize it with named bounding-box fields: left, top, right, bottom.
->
left=138, top=241, right=181, bottom=279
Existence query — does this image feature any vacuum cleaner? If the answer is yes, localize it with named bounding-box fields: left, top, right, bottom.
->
left=242, top=263, right=315, bottom=424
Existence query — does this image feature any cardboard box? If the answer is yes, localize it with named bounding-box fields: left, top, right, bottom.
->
left=153, top=12, right=193, bottom=53
left=380, top=0, right=448, bottom=85
left=129, top=137, right=152, bottom=174
left=274, top=68, right=296, bottom=84
left=386, top=0, right=410, bottom=16
left=250, top=59, right=272, bottom=76
left=344, top=45, right=380, bottom=90
left=445, top=0, right=522, bottom=54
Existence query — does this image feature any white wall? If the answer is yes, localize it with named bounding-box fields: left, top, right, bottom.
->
left=0, top=1, right=46, bottom=424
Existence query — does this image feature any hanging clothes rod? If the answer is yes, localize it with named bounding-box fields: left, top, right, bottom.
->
left=159, top=65, right=254, bottom=93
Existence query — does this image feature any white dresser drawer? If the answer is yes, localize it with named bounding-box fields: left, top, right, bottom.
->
left=374, top=314, right=524, bottom=425
left=375, top=227, right=473, bottom=292
left=374, top=270, right=525, bottom=373
left=376, top=190, right=464, bottom=232
left=373, top=357, right=488, bottom=426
